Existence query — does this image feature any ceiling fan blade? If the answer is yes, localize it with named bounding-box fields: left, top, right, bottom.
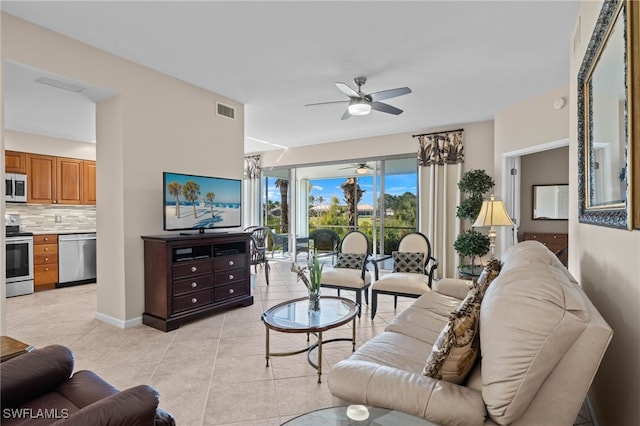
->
left=341, top=109, right=352, bottom=120
left=369, top=87, right=412, bottom=102
left=372, top=101, right=403, bottom=115
left=335, top=82, right=360, bottom=98
left=305, top=100, right=349, bottom=107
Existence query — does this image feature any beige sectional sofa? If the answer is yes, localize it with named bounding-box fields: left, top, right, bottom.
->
left=328, top=241, right=612, bottom=426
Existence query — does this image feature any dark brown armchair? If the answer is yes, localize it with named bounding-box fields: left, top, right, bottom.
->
left=0, top=344, right=175, bottom=426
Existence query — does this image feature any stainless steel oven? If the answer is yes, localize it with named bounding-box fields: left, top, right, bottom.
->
left=6, top=235, right=34, bottom=297
left=5, top=214, right=34, bottom=297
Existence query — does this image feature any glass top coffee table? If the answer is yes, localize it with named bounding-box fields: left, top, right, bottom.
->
left=262, top=296, right=358, bottom=383
left=282, top=405, right=439, bottom=425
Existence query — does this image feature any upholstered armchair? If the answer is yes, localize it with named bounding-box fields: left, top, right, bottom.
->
left=319, top=230, right=372, bottom=317
left=370, top=231, right=438, bottom=319
left=0, top=344, right=175, bottom=426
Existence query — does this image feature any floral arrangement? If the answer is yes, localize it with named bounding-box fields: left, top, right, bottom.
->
left=291, top=253, right=324, bottom=293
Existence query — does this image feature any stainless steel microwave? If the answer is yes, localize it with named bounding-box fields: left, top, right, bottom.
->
left=6, top=173, right=27, bottom=203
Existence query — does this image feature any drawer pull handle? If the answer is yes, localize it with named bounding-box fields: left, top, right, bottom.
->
left=191, top=282, right=197, bottom=288
left=229, top=288, right=234, bottom=294
left=45, top=267, right=49, bottom=271
left=191, top=266, right=197, bottom=272
left=229, top=274, right=234, bottom=280
left=44, top=237, right=49, bottom=241
left=228, top=260, right=234, bottom=266
left=191, top=298, right=198, bottom=304
left=44, top=247, right=49, bottom=251
left=45, top=257, right=49, bottom=261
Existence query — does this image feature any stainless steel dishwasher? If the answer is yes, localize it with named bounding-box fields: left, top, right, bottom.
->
left=58, top=233, right=96, bottom=286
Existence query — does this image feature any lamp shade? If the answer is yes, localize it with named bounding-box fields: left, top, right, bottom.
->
left=473, top=195, right=514, bottom=228
left=348, top=101, right=371, bottom=116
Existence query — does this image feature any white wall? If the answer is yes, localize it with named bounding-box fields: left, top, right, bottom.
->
left=1, top=13, right=244, bottom=327
left=568, top=2, right=640, bottom=424
left=4, top=129, right=96, bottom=160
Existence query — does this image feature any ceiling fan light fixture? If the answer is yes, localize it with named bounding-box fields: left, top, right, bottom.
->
left=348, top=101, right=371, bottom=116
left=356, top=166, right=369, bottom=174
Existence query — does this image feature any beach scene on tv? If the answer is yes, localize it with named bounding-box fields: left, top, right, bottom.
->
left=164, top=173, right=241, bottom=230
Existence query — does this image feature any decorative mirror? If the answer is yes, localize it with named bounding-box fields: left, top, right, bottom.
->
left=533, top=185, right=569, bottom=220
left=578, top=0, right=638, bottom=229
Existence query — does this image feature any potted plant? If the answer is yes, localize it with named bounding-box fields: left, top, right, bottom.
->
left=291, top=250, right=324, bottom=311
left=453, top=169, right=494, bottom=277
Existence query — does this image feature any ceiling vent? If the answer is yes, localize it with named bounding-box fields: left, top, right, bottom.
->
left=216, top=102, right=235, bottom=120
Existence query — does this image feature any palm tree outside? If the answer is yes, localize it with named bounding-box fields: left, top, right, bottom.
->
left=275, top=179, right=289, bottom=233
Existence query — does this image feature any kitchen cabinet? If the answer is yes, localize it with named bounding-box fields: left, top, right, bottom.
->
left=141, top=232, right=253, bottom=331
left=83, top=160, right=96, bottom=205
left=25, top=154, right=94, bottom=205
left=56, top=157, right=83, bottom=205
left=26, top=154, right=56, bottom=204
left=5, top=151, right=27, bottom=174
left=34, top=234, right=58, bottom=290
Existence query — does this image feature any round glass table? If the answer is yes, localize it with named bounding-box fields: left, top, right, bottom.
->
left=262, top=296, right=358, bottom=383
left=282, top=406, right=438, bottom=425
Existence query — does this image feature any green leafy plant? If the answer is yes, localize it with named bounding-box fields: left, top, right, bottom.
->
left=291, top=251, right=324, bottom=293
left=454, top=169, right=495, bottom=268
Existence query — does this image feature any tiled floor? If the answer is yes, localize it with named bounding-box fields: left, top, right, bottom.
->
left=5, top=260, right=593, bottom=425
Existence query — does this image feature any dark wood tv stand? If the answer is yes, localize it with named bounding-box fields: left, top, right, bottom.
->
left=141, top=232, right=253, bottom=331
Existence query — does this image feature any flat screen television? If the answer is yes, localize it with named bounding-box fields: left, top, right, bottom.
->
left=163, top=172, right=242, bottom=233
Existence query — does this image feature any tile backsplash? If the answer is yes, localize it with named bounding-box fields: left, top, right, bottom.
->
left=6, top=204, right=96, bottom=233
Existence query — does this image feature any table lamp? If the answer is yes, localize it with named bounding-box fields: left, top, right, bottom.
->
left=473, top=194, right=514, bottom=258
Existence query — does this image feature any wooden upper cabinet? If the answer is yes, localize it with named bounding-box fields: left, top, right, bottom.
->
left=5, top=151, right=27, bottom=173
left=27, top=154, right=56, bottom=204
left=56, top=157, right=83, bottom=205
left=82, top=160, right=96, bottom=205
left=25, top=153, right=94, bottom=205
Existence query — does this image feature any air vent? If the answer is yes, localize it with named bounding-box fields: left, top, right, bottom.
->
left=216, top=102, right=235, bottom=120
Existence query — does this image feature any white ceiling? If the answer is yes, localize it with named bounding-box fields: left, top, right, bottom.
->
left=1, top=1, right=579, bottom=153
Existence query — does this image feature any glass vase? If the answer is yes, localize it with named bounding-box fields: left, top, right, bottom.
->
left=308, top=288, right=321, bottom=312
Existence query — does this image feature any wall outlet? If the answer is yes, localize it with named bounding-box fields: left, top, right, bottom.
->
left=55, top=214, right=62, bottom=223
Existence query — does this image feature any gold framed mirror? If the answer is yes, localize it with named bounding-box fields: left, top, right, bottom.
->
left=578, top=0, right=638, bottom=229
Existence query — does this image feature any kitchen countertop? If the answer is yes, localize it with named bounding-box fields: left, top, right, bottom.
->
left=29, top=230, right=96, bottom=235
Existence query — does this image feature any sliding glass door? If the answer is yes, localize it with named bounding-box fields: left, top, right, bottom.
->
left=261, top=156, right=417, bottom=260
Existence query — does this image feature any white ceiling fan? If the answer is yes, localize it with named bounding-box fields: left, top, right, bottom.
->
left=339, top=163, right=373, bottom=174
left=306, top=76, right=412, bottom=120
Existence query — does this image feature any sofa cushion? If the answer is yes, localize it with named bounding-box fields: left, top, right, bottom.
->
left=480, top=258, right=590, bottom=424
left=334, top=252, right=366, bottom=269
left=386, top=291, right=461, bottom=345
left=392, top=251, right=424, bottom=273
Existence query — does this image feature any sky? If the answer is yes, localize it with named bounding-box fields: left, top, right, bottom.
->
left=266, top=173, right=417, bottom=206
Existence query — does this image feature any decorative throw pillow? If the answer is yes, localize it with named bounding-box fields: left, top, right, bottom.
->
left=423, top=289, right=481, bottom=384
left=474, top=258, right=502, bottom=298
left=334, top=253, right=366, bottom=270
left=392, top=251, right=425, bottom=273
left=423, top=258, right=502, bottom=384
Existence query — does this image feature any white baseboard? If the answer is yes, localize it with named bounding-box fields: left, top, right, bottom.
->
left=95, top=312, right=142, bottom=329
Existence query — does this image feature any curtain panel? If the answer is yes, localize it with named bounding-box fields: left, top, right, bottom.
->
left=415, top=130, right=464, bottom=278
left=244, top=155, right=262, bottom=227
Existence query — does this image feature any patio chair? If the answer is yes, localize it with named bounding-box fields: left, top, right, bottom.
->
left=309, top=228, right=340, bottom=262
left=370, top=231, right=438, bottom=319
left=319, top=230, right=372, bottom=318
left=245, top=226, right=270, bottom=285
